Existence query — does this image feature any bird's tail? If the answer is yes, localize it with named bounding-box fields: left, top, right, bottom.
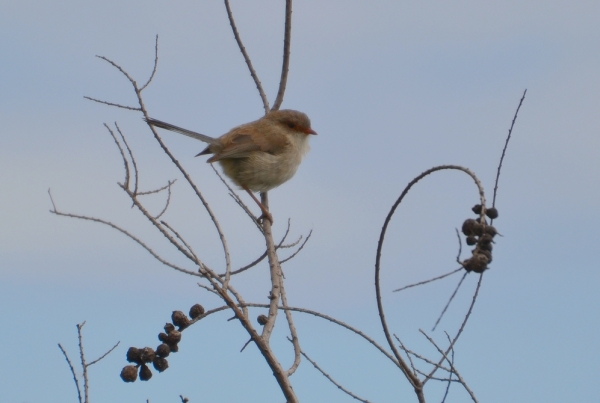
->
left=144, top=117, right=217, bottom=145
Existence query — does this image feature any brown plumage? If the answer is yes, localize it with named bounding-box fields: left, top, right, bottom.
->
left=145, top=109, right=316, bottom=223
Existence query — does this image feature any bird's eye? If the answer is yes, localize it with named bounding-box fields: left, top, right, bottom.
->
left=287, top=123, right=295, bottom=129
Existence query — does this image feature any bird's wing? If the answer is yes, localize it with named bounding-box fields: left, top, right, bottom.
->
left=207, top=131, right=289, bottom=162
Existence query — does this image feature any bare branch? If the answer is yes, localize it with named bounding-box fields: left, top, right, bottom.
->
left=86, top=341, right=120, bottom=367
left=137, top=180, right=176, bottom=196
left=83, top=96, right=141, bottom=111
left=299, top=346, right=372, bottom=403
left=279, top=230, right=312, bottom=264
left=49, top=207, right=202, bottom=278
left=212, top=165, right=263, bottom=231
left=493, top=89, right=527, bottom=208
left=375, top=165, right=485, bottom=396
left=393, top=267, right=462, bottom=293
left=420, top=330, right=478, bottom=403
left=271, top=0, right=293, bottom=111
left=103, top=123, right=130, bottom=188
left=115, top=122, right=139, bottom=195
left=426, top=273, right=484, bottom=383
left=223, top=0, right=270, bottom=113
left=393, top=334, right=417, bottom=377
left=58, top=343, right=82, bottom=403
left=281, top=279, right=301, bottom=376
left=140, top=35, right=159, bottom=92
left=96, top=55, right=138, bottom=88
left=432, top=271, right=468, bottom=332
left=441, top=332, right=456, bottom=403
left=76, top=322, right=89, bottom=403
left=260, top=192, right=282, bottom=342
left=161, top=220, right=199, bottom=261
left=154, top=180, right=174, bottom=220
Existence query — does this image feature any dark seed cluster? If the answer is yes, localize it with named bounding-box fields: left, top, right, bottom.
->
left=120, top=303, right=205, bottom=382
left=460, top=205, right=499, bottom=273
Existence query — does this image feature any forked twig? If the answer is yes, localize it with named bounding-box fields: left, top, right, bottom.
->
left=420, top=330, right=478, bottom=403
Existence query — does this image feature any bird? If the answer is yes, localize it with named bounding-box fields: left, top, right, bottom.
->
left=144, top=109, right=317, bottom=223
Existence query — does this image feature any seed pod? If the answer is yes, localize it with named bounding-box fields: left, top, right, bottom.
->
left=189, top=304, right=205, bottom=319
left=484, top=225, right=498, bottom=238
left=140, top=347, right=155, bottom=364
left=486, top=207, right=499, bottom=219
left=462, top=219, right=476, bottom=236
left=164, top=323, right=175, bottom=334
left=120, top=365, right=138, bottom=382
left=172, top=311, right=190, bottom=330
left=463, top=254, right=489, bottom=273
left=466, top=235, right=477, bottom=246
left=139, top=364, right=153, bottom=381
left=158, top=333, right=168, bottom=342
left=126, top=347, right=142, bottom=364
left=153, top=357, right=169, bottom=372
left=257, top=314, right=268, bottom=326
left=472, top=204, right=482, bottom=214
left=167, top=343, right=179, bottom=353
left=165, top=330, right=182, bottom=345
left=156, top=343, right=170, bottom=358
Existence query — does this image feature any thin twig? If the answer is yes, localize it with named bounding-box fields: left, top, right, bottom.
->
left=154, top=180, right=174, bottom=220
left=271, top=0, right=293, bottom=111
left=219, top=220, right=292, bottom=277
left=114, top=122, right=139, bottom=195
left=58, top=343, right=82, bottom=403
left=86, top=341, right=120, bottom=367
left=432, top=271, right=468, bottom=332
left=393, top=334, right=417, bottom=377
left=161, top=220, right=199, bottom=262
left=77, top=322, right=89, bottom=403
left=212, top=165, right=262, bottom=231
left=281, top=278, right=301, bottom=376
left=83, top=96, right=141, bottom=111
left=420, top=330, right=479, bottom=403
left=103, top=123, right=130, bottom=189
left=441, top=332, right=456, bottom=403
left=279, top=230, right=312, bottom=264
left=137, top=180, right=176, bottom=196
left=49, top=207, right=201, bottom=278
left=140, top=35, right=159, bottom=92
left=299, top=346, right=372, bottom=403
left=455, top=228, right=463, bottom=263
left=425, top=273, right=484, bottom=384
left=492, top=89, right=526, bottom=208
left=393, top=267, right=462, bottom=293
left=223, top=0, right=270, bottom=113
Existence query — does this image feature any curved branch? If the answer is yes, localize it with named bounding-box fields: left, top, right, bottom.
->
left=271, top=0, right=292, bottom=111
left=375, top=165, right=486, bottom=393
left=493, top=89, right=527, bottom=208
left=139, top=35, right=159, bottom=92
left=223, top=0, right=270, bottom=113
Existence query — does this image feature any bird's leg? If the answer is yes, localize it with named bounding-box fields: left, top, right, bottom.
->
left=243, top=187, right=274, bottom=224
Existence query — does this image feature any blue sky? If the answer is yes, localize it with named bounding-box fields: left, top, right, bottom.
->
left=1, top=1, right=599, bottom=402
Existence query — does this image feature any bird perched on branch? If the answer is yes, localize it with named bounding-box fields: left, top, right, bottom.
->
left=145, top=109, right=317, bottom=223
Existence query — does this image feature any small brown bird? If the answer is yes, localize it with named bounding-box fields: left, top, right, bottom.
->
left=145, top=109, right=317, bottom=223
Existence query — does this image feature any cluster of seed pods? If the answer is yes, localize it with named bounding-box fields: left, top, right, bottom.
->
left=120, top=303, right=205, bottom=382
left=461, top=205, right=499, bottom=273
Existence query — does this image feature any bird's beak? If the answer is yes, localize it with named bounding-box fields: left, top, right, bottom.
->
left=304, top=128, right=317, bottom=135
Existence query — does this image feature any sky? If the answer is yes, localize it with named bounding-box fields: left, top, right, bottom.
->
left=1, top=0, right=599, bottom=402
